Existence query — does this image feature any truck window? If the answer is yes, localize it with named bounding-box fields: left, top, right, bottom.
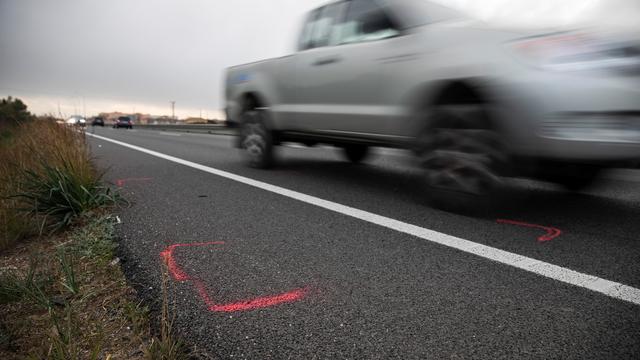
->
left=298, top=9, right=320, bottom=51
left=309, top=2, right=347, bottom=48
left=334, top=0, right=400, bottom=45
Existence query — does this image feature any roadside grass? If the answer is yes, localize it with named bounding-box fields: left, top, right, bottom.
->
left=0, top=214, right=190, bottom=359
left=0, top=215, right=141, bottom=358
left=0, top=119, right=116, bottom=249
left=1, top=100, right=191, bottom=359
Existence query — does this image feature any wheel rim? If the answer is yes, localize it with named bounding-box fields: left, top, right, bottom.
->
left=417, top=105, right=505, bottom=196
left=243, top=123, right=266, bottom=161
left=241, top=110, right=270, bottom=166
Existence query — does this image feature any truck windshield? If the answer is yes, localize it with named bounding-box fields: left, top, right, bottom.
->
left=386, top=0, right=465, bottom=28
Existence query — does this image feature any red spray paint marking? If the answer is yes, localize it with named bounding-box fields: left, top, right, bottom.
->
left=496, top=219, right=562, bottom=242
left=115, top=177, right=153, bottom=187
left=192, top=279, right=309, bottom=312
left=160, top=242, right=225, bottom=281
left=160, top=242, right=308, bottom=312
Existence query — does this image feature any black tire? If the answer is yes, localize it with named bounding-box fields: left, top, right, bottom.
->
left=239, top=107, right=274, bottom=169
left=342, top=144, right=369, bottom=164
left=415, top=104, right=507, bottom=213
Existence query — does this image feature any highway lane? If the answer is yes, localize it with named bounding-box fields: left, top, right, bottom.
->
left=87, top=127, right=640, bottom=359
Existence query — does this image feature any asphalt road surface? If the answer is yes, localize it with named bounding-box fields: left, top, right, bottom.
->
left=87, top=127, right=640, bottom=359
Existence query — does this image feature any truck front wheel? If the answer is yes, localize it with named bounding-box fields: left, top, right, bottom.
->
left=240, top=108, right=274, bottom=169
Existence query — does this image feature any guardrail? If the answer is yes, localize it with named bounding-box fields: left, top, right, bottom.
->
left=134, top=124, right=235, bottom=136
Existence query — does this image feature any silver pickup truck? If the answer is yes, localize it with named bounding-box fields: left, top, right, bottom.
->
left=225, top=0, right=640, bottom=211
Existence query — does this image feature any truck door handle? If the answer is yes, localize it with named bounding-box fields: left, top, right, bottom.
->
left=312, top=56, right=342, bottom=66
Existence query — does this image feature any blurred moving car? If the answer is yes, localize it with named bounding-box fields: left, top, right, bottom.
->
left=91, top=117, right=105, bottom=127
left=225, top=0, right=640, bottom=211
left=113, top=116, right=133, bottom=129
left=65, top=115, right=86, bottom=127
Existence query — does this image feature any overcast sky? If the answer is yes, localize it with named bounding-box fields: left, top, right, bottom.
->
left=0, top=0, right=637, bottom=119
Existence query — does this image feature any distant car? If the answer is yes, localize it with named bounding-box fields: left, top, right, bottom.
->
left=91, top=117, right=105, bottom=127
left=113, top=116, right=133, bottom=129
left=65, top=115, right=86, bottom=127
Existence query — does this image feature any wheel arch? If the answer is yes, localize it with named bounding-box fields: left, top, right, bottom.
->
left=407, top=77, right=510, bottom=140
left=427, top=79, right=491, bottom=106
left=227, top=89, right=271, bottom=128
left=234, top=91, right=281, bottom=147
left=240, top=91, right=268, bottom=111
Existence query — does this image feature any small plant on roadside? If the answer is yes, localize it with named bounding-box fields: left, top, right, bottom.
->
left=0, top=258, right=52, bottom=309
left=124, top=301, right=151, bottom=336
left=57, top=247, right=79, bottom=295
left=46, top=302, right=104, bottom=360
left=68, top=215, right=118, bottom=263
left=145, top=267, right=187, bottom=360
left=0, top=271, right=23, bottom=304
left=13, top=161, right=119, bottom=233
left=0, top=321, right=14, bottom=352
left=48, top=305, right=78, bottom=358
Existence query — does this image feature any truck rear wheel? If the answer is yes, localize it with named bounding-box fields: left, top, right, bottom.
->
left=416, top=104, right=507, bottom=213
left=240, top=107, right=274, bottom=169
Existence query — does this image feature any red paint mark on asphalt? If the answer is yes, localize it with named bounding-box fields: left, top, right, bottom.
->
left=115, top=177, right=153, bottom=187
left=496, top=219, right=562, bottom=242
left=192, top=280, right=309, bottom=313
left=160, top=242, right=308, bottom=312
left=160, top=242, right=225, bottom=281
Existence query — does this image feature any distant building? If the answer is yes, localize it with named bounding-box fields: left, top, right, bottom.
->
left=98, top=112, right=157, bottom=124
left=183, top=117, right=223, bottom=124
left=184, top=117, right=207, bottom=124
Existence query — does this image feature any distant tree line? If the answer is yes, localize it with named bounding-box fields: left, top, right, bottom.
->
left=0, top=96, right=35, bottom=126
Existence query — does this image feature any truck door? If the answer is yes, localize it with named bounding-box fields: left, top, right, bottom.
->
left=292, top=0, right=406, bottom=136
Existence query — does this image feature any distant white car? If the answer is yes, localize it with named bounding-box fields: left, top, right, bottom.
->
left=65, top=116, right=86, bottom=127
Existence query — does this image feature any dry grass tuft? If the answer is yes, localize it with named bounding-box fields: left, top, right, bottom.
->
left=0, top=119, right=116, bottom=249
left=144, top=267, right=188, bottom=360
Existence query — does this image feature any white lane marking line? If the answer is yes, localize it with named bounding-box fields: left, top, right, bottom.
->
left=180, top=132, right=231, bottom=139
left=87, top=132, right=640, bottom=306
left=158, top=132, right=181, bottom=136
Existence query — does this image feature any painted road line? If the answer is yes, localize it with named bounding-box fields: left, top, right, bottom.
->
left=87, top=132, right=640, bottom=306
